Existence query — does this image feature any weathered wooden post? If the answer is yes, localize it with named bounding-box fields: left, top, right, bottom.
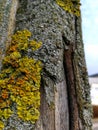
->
left=0, top=0, right=92, bottom=130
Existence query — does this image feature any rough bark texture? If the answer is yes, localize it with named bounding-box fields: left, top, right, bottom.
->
left=0, top=0, right=92, bottom=130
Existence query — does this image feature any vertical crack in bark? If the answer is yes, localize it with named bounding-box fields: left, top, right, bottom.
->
left=63, top=36, right=79, bottom=130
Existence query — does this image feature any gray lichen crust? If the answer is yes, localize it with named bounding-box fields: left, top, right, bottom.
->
left=73, top=17, right=92, bottom=130
left=15, top=0, right=76, bottom=105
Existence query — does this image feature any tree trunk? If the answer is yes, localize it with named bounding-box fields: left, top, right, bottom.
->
left=0, top=0, right=92, bottom=130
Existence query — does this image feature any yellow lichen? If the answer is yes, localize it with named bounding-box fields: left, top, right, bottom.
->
left=0, top=120, right=4, bottom=130
left=0, top=30, right=42, bottom=129
left=56, top=0, right=80, bottom=16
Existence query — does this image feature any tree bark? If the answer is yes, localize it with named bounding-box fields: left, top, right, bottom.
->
left=0, top=0, right=92, bottom=130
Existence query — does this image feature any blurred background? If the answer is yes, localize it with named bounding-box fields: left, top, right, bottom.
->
left=81, top=0, right=98, bottom=75
left=81, top=0, right=98, bottom=129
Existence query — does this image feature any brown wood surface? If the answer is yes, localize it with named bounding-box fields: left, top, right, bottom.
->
left=93, top=106, right=98, bottom=118
left=64, top=45, right=79, bottom=130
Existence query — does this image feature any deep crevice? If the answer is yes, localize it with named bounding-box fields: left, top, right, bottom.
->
left=63, top=36, right=79, bottom=130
